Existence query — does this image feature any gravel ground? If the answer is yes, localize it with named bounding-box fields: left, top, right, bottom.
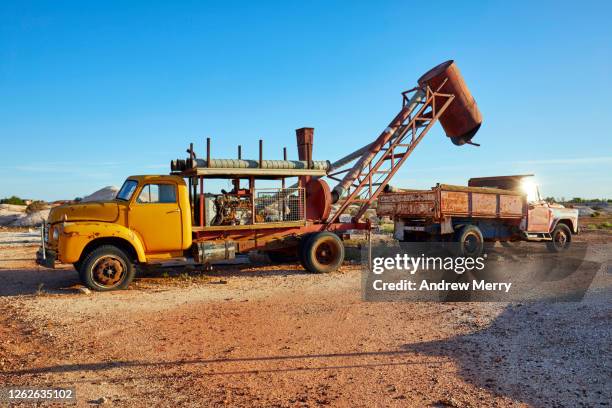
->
left=0, top=231, right=610, bottom=407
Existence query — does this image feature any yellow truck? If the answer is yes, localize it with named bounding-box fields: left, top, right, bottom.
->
left=37, top=175, right=193, bottom=290
left=36, top=168, right=360, bottom=291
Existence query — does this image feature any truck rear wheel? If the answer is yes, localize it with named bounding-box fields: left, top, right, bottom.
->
left=454, top=225, right=484, bottom=258
left=303, top=232, right=344, bottom=273
left=298, top=233, right=314, bottom=269
left=79, top=245, right=135, bottom=291
left=547, top=223, right=572, bottom=252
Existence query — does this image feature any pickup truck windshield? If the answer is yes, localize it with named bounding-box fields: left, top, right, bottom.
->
left=116, top=180, right=138, bottom=201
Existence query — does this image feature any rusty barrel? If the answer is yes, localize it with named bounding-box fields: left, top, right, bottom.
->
left=418, top=60, right=482, bottom=146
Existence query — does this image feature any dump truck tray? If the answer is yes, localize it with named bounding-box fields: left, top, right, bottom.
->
left=378, top=184, right=526, bottom=220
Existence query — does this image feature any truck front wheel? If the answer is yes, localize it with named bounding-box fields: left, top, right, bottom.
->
left=454, top=225, right=484, bottom=258
left=79, top=245, right=136, bottom=291
left=547, top=224, right=572, bottom=252
left=303, top=232, right=345, bottom=273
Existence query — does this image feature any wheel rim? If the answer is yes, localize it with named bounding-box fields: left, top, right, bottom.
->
left=315, top=240, right=339, bottom=266
left=463, top=233, right=481, bottom=256
left=554, top=229, right=568, bottom=248
left=92, top=256, right=126, bottom=288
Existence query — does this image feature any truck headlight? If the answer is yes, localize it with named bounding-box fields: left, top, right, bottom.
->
left=52, top=226, right=59, bottom=241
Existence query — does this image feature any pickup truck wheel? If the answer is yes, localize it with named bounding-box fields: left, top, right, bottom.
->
left=547, top=224, right=572, bottom=252
left=303, top=232, right=345, bottom=273
left=79, top=245, right=135, bottom=291
left=454, top=225, right=484, bottom=258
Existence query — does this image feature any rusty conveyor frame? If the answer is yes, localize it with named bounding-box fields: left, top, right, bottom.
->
left=325, top=82, right=455, bottom=226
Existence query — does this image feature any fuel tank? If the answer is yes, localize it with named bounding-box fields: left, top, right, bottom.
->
left=418, top=60, right=482, bottom=145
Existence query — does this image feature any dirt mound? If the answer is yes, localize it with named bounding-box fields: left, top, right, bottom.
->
left=82, top=186, right=119, bottom=202
left=0, top=209, right=25, bottom=226
left=574, top=205, right=596, bottom=216
left=0, top=204, right=27, bottom=212
left=10, top=209, right=51, bottom=227
left=0, top=203, right=50, bottom=227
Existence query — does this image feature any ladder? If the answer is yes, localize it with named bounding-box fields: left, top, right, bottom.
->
left=325, top=82, right=455, bottom=226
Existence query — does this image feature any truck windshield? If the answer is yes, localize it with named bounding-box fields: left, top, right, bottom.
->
left=116, top=180, right=138, bottom=201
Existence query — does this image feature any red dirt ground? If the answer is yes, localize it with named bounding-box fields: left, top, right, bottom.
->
left=1, top=231, right=610, bottom=407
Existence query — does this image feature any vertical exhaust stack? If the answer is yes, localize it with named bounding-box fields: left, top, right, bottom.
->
left=296, top=127, right=313, bottom=164
left=296, top=127, right=314, bottom=184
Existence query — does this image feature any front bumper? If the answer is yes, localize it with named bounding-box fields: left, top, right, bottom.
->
left=36, top=247, right=57, bottom=269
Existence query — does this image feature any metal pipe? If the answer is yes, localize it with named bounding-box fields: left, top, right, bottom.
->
left=191, top=177, right=197, bottom=224
left=206, top=138, right=211, bottom=168
left=40, top=223, right=46, bottom=260
left=283, top=142, right=375, bottom=190
left=199, top=176, right=204, bottom=227
left=249, top=177, right=255, bottom=225
left=259, top=139, right=263, bottom=168
left=327, top=142, right=374, bottom=173
left=238, top=145, right=242, bottom=160
left=189, top=142, right=194, bottom=167
left=192, top=158, right=330, bottom=170
left=282, top=147, right=287, bottom=190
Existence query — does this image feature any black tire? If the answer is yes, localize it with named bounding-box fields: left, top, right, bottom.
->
left=303, top=232, right=345, bottom=273
left=546, top=223, right=572, bottom=252
left=72, top=260, right=82, bottom=272
left=298, top=233, right=314, bottom=269
left=79, top=245, right=135, bottom=291
left=454, top=225, right=484, bottom=258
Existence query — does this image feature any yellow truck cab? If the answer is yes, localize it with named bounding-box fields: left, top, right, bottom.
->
left=37, top=175, right=192, bottom=290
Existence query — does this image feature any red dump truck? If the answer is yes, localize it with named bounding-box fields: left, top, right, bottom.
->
left=377, top=174, right=579, bottom=256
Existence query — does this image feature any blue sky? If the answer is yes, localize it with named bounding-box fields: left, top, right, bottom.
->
left=1, top=1, right=611, bottom=201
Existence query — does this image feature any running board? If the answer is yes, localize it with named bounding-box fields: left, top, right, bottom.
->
left=523, top=232, right=552, bottom=241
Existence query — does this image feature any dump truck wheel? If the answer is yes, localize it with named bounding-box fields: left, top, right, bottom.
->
left=547, top=224, right=572, bottom=252
left=454, top=225, right=484, bottom=258
left=303, top=232, right=345, bottom=273
left=79, top=245, right=135, bottom=291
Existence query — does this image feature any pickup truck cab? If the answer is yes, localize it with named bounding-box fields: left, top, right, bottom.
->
left=38, top=175, right=193, bottom=290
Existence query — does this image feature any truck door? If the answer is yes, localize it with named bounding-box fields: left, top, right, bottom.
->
left=527, top=202, right=551, bottom=233
left=128, top=183, right=183, bottom=253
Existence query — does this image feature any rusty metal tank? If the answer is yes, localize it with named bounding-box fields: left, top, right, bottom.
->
left=418, top=60, right=482, bottom=146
